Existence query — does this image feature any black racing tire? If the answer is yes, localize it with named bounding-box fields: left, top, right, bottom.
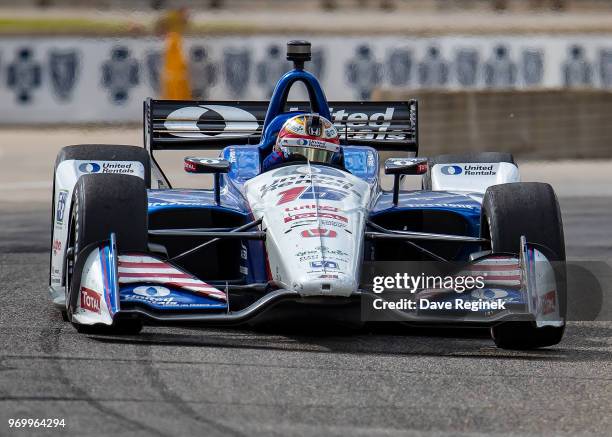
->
left=50, top=144, right=151, bottom=287
left=423, top=152, right=515, bottom=190
left=481, top=182, right=566, bottom=349
left=66, top=173, right=148, bottom=335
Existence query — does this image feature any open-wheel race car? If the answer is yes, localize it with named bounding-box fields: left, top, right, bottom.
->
left=49, top=41, right=566, bottom=349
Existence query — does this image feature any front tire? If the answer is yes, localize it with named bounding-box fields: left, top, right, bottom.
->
left=65, top=173, right=148, bottom=335
left=481, top=182, right=566, bottom=349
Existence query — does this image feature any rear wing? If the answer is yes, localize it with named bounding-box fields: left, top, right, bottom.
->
left=144, top=98, right=418, bottom=154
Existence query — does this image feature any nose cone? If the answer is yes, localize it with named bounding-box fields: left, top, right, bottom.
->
left=291, top=275, right=357, bottom=297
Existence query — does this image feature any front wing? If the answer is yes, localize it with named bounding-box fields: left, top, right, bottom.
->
left=65, top=234, right=563, bottom=329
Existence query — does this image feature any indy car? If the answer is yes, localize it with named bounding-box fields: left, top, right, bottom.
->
left=49, top=41, right=566, bottom=349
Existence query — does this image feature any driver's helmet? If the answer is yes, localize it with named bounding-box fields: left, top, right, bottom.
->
left=274, top=114, right=340, bottom=164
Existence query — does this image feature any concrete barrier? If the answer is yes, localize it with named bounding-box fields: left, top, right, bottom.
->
left=374, top=88, right=612, bottom=159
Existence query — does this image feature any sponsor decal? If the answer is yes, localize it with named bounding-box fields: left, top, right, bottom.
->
left=164, top=104, right=258, bottom=138
left=470, top=288, right=509, bottom=300
left=284, top=212, right=348, bottom=224
left=78, top=161, right=141, bottom=175
left=310, top=260, right=339, bottom=269
left=301, top=228, right=337, bottom=238
left=285, top=204, right=339, bottom=212
left=296, top=246, right=349, bottom=263
left=52, top=239, right=62, bottom=255
left=133, top=285, right=170, bottom=297
left=184, top=161, right=197, bottom=172
left=542, top=290, right=556, bottom=315
left=78, top=162, right=101, bottom=173
left=440, top=165, right=463, bottom=175
left=318, top=218, right=348, bottom=229
left=272, top=165, right=346, bottom=178
left=80, top=287, right=101, bottom=313
left=260, top=174, right=358, bottom=198
left=462, top=164, right=496, bottom=176
left=124, top=294, right=177, bottom=306
left=440, top=164, right=497, bottom=176
left=55, top=189, right=68, bottom=226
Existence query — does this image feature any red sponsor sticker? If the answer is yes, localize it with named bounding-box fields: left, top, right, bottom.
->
left=542, top=290, right=556, bottom=315
left=300, top=228, right=338, bottom=238
left=52, top=239, right=62, bottom=255
left=80, top=287, right=101, bottom=314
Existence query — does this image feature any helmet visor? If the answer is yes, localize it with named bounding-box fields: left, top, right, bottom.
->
left=278, top=137, right=339, bottom=164
left=283, top=147, right=336, bottom=164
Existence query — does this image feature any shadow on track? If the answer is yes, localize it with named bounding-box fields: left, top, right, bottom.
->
left=85, top=322, right=610, bottom=363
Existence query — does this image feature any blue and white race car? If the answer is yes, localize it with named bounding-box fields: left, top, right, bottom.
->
left=49, top=41, right=566, bottom=349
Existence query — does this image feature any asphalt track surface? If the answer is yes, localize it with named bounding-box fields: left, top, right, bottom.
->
left=0, top=133, right=611, bottom=435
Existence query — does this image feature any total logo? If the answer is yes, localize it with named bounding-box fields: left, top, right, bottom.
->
left=80, top=287, right=101, bottom=314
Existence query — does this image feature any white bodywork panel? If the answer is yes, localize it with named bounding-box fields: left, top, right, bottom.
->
left=71, top=247, right=114, bottom=326
left=521, top=243, right=564, bottom=328
left=430, top=162, right=520, bottom=193
left=244, top=164, right=373, bottom=297
left=49, top=159, right=145, bottom=303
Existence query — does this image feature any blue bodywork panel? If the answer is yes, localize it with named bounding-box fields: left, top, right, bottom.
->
left=120, top=284, right=227, bottom=311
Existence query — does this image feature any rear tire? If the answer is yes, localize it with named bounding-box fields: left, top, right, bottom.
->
left=481, top=182, right=566, bottom=349
left=423, top=152, right=515, bottom=190
left=66, top=173, right=148, bottom=335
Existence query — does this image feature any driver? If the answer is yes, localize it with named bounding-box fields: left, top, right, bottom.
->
left=263, top=113, right=341, bottom=171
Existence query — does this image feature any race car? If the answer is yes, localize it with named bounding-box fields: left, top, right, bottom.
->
left=49, top=41, right=566, bottom=349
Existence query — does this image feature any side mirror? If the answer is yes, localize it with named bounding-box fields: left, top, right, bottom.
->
left=184, top=157, right=230, bottom=205
left=384, top=157, right=428, bottom=175
left=384, top=157, right=428, bottom=206
left=184, top=157, right=230, bottom=174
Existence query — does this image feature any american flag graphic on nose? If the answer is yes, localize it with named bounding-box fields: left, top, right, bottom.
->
left=118, top=254, right=226, bottom=301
